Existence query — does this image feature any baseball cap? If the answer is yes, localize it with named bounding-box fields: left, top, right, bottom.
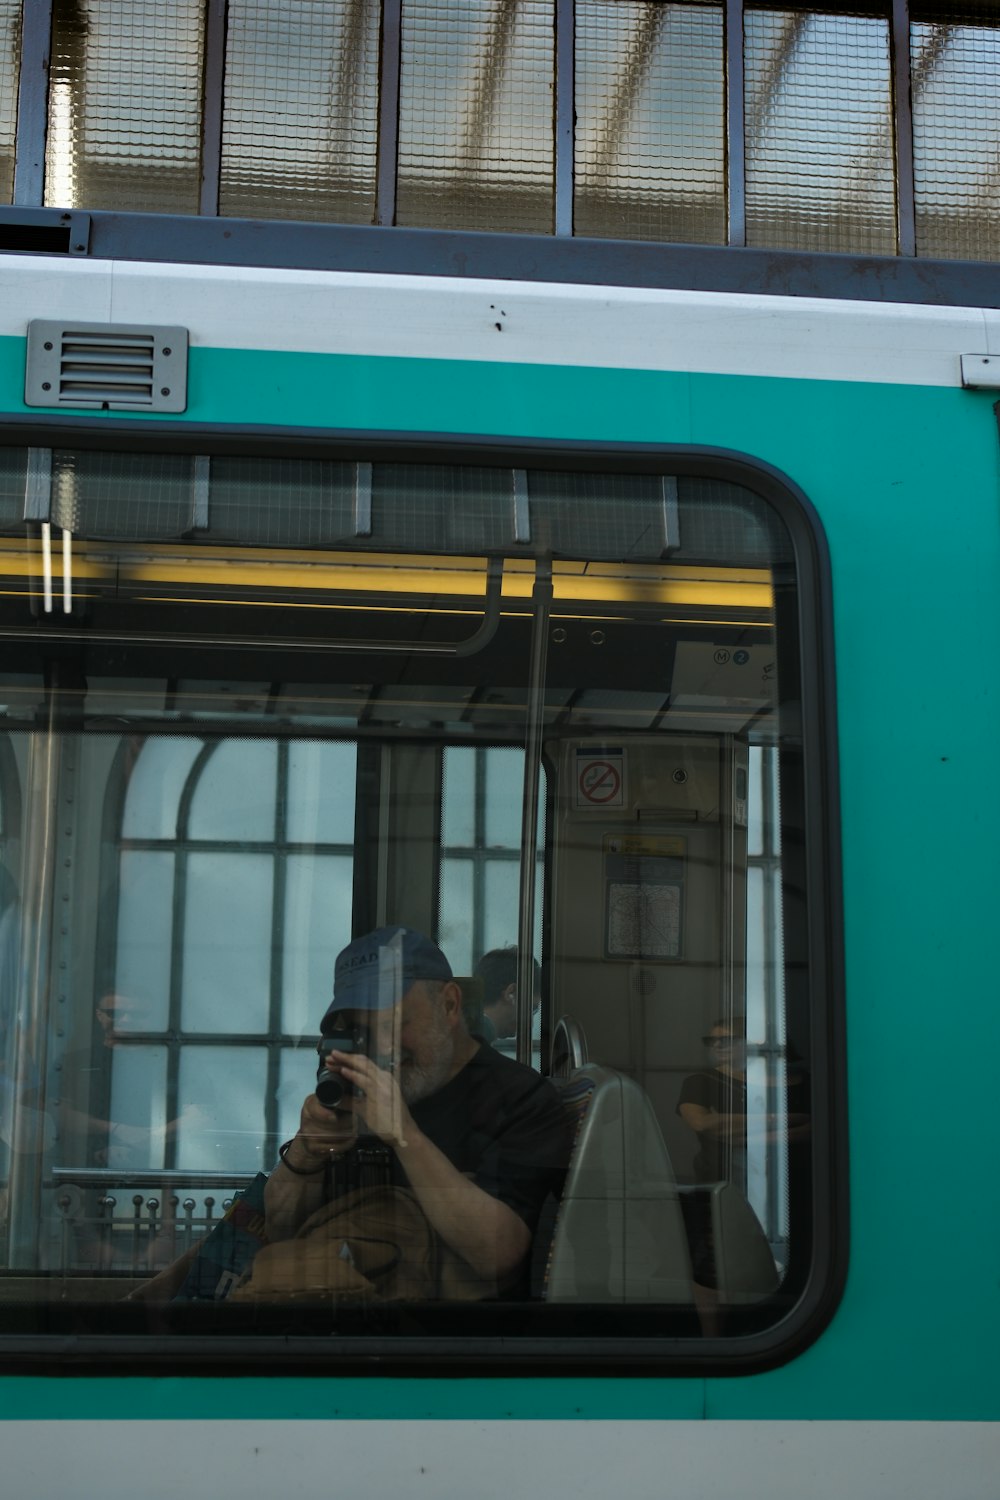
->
left=322, top=925, right=453, bottom=1026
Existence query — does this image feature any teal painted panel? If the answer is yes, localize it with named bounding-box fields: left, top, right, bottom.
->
left=0, top=337, right=697, bottom=439
left=187, top=347, right=697, bottom=442
left=0, top=336, right=185, bottom=425
left=689, top=375, right=1000, bottom=1421
left=0, top=1375, right=706, bottom=1422
left=0, top=336, right=24, bottom=413
left=0, top=336, right=998, bottom=1421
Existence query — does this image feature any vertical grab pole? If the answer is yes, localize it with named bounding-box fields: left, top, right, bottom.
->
left=516, top=562, right=552, bottom=1067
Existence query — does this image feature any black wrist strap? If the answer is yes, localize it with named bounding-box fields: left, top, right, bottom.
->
left=278, top=1139, right=327, bottom=1176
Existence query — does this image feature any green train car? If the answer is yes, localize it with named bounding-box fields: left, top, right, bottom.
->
left=0, top=2, right=998, bottom=1495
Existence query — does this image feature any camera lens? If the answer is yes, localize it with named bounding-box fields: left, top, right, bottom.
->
left=316, top=1027, right=360, bottom=1110
left=315, top=1070, right=348, bottom=1110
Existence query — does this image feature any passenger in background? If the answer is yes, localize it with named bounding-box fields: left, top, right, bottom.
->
left=677, top=1017, right=749, bottom=1185
left=677, top=1017, right=810, bottom=1287
left=473, top=946, right=540, bottom=1049
left=678, top=1017, right=810, bottom=1184
left=58, top=990, right=202, bottom=1172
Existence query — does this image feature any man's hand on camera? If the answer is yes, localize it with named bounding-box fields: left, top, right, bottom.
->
left=293, top=1088, right=358, bottom=1164
left=326, top=1049, right=413, bottom=1149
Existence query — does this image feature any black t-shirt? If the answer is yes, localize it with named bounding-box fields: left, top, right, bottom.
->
left=409, top=1042, right=571, bottom=1229
left=333, top=1043, right=572, bottom=1233
left=677, top=1066, right=810, bottom=1183
left=678, top=1067, right=748, bottom=1181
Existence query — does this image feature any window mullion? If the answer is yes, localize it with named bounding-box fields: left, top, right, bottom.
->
left=725, top=0, right=747, bottom=246
left=554, top=0, right=575, bottom=236
left=163, top=843, right=187, bottom=1171
left=12, top=0, right=53, bottom=207
left=198, top=0, right=228, bottom=216
left=164, top=743, right=214, bottom=1172
left=891, top=0, right=916, bottom=255
left=472, top=749, right=487, bottom=965
left=265, top=739, right=289, bottom=1161
left=377, top=0, right=403, bottom=224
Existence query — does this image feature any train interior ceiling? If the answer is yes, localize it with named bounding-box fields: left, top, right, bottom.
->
left=0, top=446, right=811, bottom=1333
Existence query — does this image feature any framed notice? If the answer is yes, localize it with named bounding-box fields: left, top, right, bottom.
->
left=574, top=747, right=626, bottom=810
left=603, top=833, right=685, bottom=960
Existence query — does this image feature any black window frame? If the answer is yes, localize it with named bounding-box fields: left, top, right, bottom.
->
left=0, top=417, right=845, bottom=1376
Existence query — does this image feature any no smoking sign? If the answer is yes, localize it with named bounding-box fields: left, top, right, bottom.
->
left=575, top=748, right=626, bottom=809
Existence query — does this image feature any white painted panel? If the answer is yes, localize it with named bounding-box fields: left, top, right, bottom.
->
left=2, top=1420, right=998, bottom=1500
left=106, top=259, right=983, bottom=387
left=982, top=308, right=1000, bottom=356
left=0, top=254, right=991, bottom=389
left=0, top=255, right=113, bottom=330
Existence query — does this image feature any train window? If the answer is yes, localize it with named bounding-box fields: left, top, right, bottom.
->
left=0, top=442, right=840, bottom=1367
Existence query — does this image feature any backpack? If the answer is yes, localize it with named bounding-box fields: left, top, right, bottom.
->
left=227, top=1183, right=475, bottom=1304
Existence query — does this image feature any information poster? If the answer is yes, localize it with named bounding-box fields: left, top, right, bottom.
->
left=603, top=833, right=686, bottom=960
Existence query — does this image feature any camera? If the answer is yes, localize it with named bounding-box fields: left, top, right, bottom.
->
left=315, top=1028, right=365, bottom=1110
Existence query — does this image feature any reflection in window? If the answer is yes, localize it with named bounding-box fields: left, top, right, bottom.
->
left=912, top=10, right=1000, bottom=260
left=0, top=741, right=19, bottom=1199
left=439, top=746, right=543, bottom=974
left=746, top=744, right=788, bottom=1263
left=105, top=735, right=358, bottom=1172
left=0, top=452, right=829, bottom=1350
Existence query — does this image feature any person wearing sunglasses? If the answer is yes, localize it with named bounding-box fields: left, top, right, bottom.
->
left=677, top=1019, right=750, bottom=1186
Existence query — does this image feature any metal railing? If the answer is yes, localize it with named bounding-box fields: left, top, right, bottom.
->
left=47, top=1168, right=256, bottom=1276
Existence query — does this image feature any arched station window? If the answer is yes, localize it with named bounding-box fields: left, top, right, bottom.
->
left=104, top=736, right=357, bottom=1173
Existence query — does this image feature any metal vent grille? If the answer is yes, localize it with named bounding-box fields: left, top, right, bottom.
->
left=24, top=321, right=188, bottom=412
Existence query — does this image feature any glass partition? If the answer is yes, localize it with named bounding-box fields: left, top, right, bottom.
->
left=396, top=0, right=556, bottom=233
left=4, top=1, right=994, bottom=261
left=0, top=0, right=19, bottom=203
left=45, top=0, right=206, bottom=214
left=0, top=444, right=832, bottom=1357
left=574, top=0, right=726, bottom=244
left=219, top=0, right=381, bottom=224
left=912, top=6, right=1000, bottom=259
left=744, top=8, right=896, bottom=254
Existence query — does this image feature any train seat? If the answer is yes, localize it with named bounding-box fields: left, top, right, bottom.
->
left=549, top=1014, right=589, bottom=1080
left=545, top=1064, right=695, bottom=1304
left=693, top=1180, right=781, bottom=1303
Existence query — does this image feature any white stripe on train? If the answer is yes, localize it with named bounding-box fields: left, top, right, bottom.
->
left=0, top=253, right=996, bottom=389
left=4, top=1418, right=999, bottom=1500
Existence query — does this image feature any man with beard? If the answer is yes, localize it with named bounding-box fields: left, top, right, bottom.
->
left=264, top=926, right=571, bottom=1297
